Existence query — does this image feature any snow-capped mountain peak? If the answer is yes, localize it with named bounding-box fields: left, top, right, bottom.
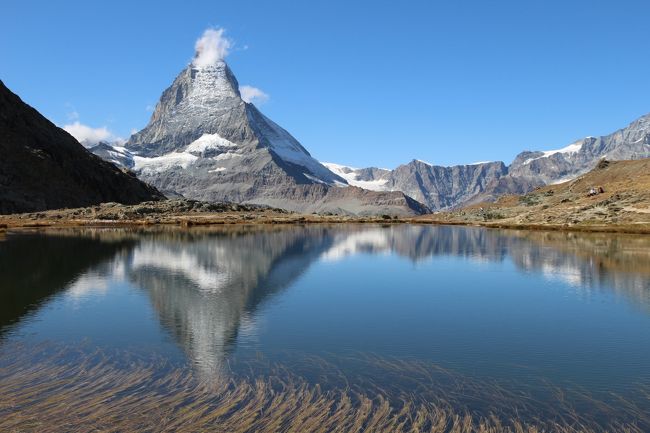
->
left=123, top=57, right=345, bottom=185
left=105, top=55, right=440, bottom=215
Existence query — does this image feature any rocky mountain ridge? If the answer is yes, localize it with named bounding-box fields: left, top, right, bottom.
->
left=86, top=50, right=649, bottom=213
left=111, top=60, right=428, bottom=216
left=424, top=158, right=650, bottom=230
left=0, top=80, right=164, bottom=215
left=325, top=113, right=650, bottom=210
left=325, top=160, right=509, bottom=210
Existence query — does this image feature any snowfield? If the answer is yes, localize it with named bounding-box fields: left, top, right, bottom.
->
left=322, top=162, right=390, bottom=192
left=522, top=141, right=584, bottom=165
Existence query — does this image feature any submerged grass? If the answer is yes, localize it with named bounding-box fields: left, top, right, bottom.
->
left=0, top=345, right=648, bottom=433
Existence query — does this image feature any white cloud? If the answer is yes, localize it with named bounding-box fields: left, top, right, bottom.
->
left=63, top=121, right=122, bottom=147
left=239, top=85, right=269, bottom=105
left=193, top=28, right=232, bottom=68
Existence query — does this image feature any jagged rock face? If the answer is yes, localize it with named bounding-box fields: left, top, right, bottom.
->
left=326, top=113, right=650, bottom=210
left=92, top=55, right=649, bottom=213
left=0, top=81, right=164, bottom=215
left=127, top=62, right=340, bottom=184
left=386, top=160, right=508, bottom=209
left=126, top=62, right=344, bottom=192
left=325, top=160, right=508, bottom=210
left=463, top=175, right=545, bottom=206
left=464, top=113, right=650, bottom=205
left=128, top=64, right=255, bottom=156
left=508, top=114, right=650, bottom=184
left=120, top=61, right=429, bottom=216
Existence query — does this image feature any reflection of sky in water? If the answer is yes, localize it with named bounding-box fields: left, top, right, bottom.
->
left=1, top=226, right=649, bottom=391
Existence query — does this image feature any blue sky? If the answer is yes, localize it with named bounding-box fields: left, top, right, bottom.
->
left=3, top=0, right=650, bottom=168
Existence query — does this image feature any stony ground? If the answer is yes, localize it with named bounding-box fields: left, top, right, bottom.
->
left=0, top=199, right=406, bottom=229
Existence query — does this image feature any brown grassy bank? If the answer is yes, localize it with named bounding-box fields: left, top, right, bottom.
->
left=0, top=199, right=411, bottom=230
left=1, top=205, right=648, bottom=236
left=417, top=160, right=650, bottom=234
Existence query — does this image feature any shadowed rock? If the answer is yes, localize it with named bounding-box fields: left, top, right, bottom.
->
left=0, top=81, right=164, bottom=214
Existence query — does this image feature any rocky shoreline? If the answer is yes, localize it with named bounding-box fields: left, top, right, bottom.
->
left=1, top=198, right=649, bottom=235
left=0, top=199, right=410, bottom=229
left=2, top=161, right=650, bottom=234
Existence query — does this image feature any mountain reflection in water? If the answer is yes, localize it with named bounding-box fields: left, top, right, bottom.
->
left=1, top=225, right=649, bottom=378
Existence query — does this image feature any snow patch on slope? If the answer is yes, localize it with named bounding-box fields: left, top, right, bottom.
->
left=523, top=141, right=583, bottom=165
left=133, top=152, right=198, bottom=174
left=346, top=178, right=389, bottom=191
left=133, top=132, right=243, bottom=174
left=469, top=160, right=495, bottom=165
left=322, top=162, right=390, bottom=191
left=322, top=162, right=358, bottom=172
left=303, top=173, right=328, bottom=184
left=186, top=133, right=238, bottom=154
left=104, top=146, right=133, bottom=166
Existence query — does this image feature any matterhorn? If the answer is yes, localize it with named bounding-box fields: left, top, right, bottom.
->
left=111, top=35, right=428, bottom=216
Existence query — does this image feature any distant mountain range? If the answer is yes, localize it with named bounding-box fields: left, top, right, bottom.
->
left=0, top=80, right=163, bottom=214
left=324, top=114, right=650, bottom=210
left=87, top=54, right=650, bottom=213
left=323, top=160, right=510, bottom=210
left=431, top=158, right=650, bottom=228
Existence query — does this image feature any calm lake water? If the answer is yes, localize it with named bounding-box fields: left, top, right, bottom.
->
left=1, top=224, right=650, bottom=428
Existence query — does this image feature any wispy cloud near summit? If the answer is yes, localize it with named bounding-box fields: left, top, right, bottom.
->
left=240, top=85, right=269, bottom=105
left=193, top=28, right=231, bottom=67
left=63, top=121, right=120, bottom=146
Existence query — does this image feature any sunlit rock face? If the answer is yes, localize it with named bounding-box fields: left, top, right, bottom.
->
left=324, top=114, right=650, bottom=210
left=509, top=114, right=650, bottom=184
left=325, top=161, right=509, bottom=210
left=469, top=114, right=650, bottom=205
left=107, top=61, right=429, bottom=216
left=124, top=61, right=342, bottom=203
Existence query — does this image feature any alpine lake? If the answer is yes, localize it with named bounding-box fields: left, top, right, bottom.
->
left=1, top=224, right=650, bottom=432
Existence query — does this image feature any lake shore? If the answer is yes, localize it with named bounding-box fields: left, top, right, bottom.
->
left=1, top=199, right=649, bottom=235
left=3, top=221, right=650, bottom=432
left=5, top=160, right=650, bottom=234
